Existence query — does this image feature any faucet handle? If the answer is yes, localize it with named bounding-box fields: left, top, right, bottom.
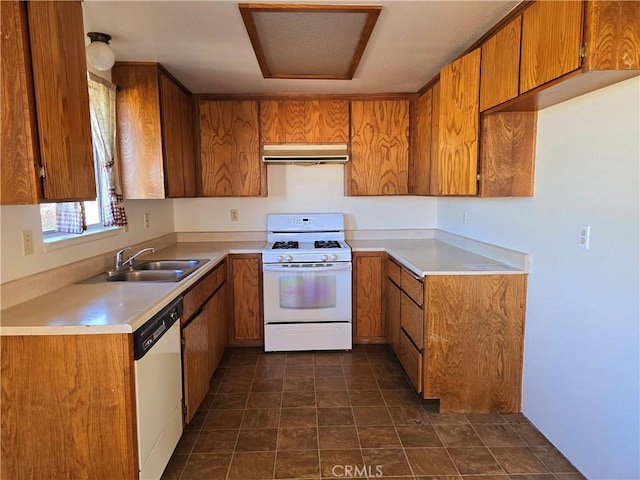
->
left=115, top=247, right=132, bottom=267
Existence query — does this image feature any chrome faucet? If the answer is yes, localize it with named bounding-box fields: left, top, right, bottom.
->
left=114, top=246, right=155, bottom=270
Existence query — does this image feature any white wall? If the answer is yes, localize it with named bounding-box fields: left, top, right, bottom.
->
left=173, top=163, right=438, bottom=232
left=0, top=199, right=174, bottom=283
left=438, top=77, right=640, bottom=479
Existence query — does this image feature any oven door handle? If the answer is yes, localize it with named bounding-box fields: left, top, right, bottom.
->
left=263, top=263, right=352, bottom=272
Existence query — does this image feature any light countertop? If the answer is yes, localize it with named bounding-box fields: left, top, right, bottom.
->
left=0, top=241, right=263, bottom=336
left=348, top=238, right=524, bottom=277
left=0, top=236, right=527, bottom=336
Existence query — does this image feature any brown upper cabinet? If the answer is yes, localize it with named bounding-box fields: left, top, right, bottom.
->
left=410, top=82, right=440, bottom=195
left=346, top=99, right=410, bottom=196
left=433, top=49, right=481, bottom=196
left=486, top=0, right=639, bottom=112
left=520, top=1, right=584, bottom=94
left=112, top=63, right=196, bottom=199
left=198, top=100, right=265, bottom=197
left=1, top=1, right=95, bottom=205
left=260, top=100, right=349, bottom=144
left=480, top=16, right=523, bottom=112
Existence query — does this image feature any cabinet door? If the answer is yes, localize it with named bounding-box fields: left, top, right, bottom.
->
left=410, top=89, right=432, bottom=195
left=182, top=308, right=211, bottom=423
left=353, top=252, right=385, bottom=342
left=434, top=49, right=481, bottom=196
left=230, top=254, right=263, bottom=343
left=259, top=100, right=349, bottom=144
left=28, top=1, right=96, bottom=201
left=113, top=64, right=165, bottom=199
left=160, top=73, right=186, bottom=197
left=386, top=276, right=401, bottom=354
left=520, top=1, right=584, bottom=93
left=1, top=1, right=40, bottom=204
left=583, top=1, right=640, bottom=72
left=214, top=283, right=229, bottom=366
left=425, top=275, right=527, bottom=413
left=347, top=100, right=409, bottom=196
left=199, top=100, right=264, bottom=197
left=480, top=16, right=522, bottom=111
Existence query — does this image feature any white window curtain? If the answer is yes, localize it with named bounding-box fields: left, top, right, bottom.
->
left=54, top=202, right=86, bottom=234
left=88, top=72, right=127, bottom=227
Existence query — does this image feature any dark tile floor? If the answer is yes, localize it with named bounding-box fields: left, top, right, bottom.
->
left=162, top=345, right=585, bottom=480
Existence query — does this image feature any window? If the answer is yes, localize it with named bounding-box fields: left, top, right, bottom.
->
left=40, top=73, right=126, bottom=241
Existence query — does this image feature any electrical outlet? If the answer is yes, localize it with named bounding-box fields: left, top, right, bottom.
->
left=21, top=230, right=34, bottom=255
left=230, top=209, right=239, bottom=222
left=144, top=213, right=150, bottom=229
left=578, top=224, right=590, bottom=249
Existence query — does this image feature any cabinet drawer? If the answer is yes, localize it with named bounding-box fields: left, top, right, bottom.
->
left=401, top=292, right=423, bottom=349
left=401, top=269, right=423, bottom=306
left=182, top=281, right=206, bottom=324
left=387, top=258, right=401, bottom=285
left=398, top=329, right=422, bottom=393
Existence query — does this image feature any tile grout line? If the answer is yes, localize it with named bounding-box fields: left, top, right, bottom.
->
left=465, top=416, right=510, bottom=477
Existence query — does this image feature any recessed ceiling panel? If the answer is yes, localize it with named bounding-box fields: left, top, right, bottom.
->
left=240, top=4, right=381, bottom=79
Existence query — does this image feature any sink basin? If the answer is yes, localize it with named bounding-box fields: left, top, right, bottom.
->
left=135, top=259, right=206, bottom=271
left=104, top=258, right=209, bottom=282
left=108, top=269, right=187, bottom=282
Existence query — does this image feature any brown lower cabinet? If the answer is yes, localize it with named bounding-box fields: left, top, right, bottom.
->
left=1, top=334, right=138, bottom=479
left=386, top=256, right=527, bottom=413
left=229, top=254, right=263, bottom=346
left=181, top=261, right=228, bottom=423
left=352, top=251, right=386, bottom=343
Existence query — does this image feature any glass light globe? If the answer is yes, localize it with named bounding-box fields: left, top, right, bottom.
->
left=86, top=41, right=116, bottom=71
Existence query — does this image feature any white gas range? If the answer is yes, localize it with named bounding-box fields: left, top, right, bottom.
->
left=262, top=213, right=352, bottom=352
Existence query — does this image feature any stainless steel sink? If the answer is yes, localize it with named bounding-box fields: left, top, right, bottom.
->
left=108, top=269, right=187, bottom=282
left=104, top=258, right=209, bottom=283
left=135, top=259, right=206, bottom=271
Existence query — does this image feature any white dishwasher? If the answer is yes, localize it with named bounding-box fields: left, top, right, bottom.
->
left=133, top=297, right=183, bottom=480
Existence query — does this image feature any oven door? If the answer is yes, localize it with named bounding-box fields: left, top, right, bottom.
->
left=263, top=262, right=352, bottom=324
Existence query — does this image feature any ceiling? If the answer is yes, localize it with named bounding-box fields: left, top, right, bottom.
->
left=82, top=0, right=521, bottom=95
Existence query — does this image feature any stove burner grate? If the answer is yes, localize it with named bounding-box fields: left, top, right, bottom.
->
left=273, top=241, right=299, bottom=250
left=314, top=240, right=341, bottom=249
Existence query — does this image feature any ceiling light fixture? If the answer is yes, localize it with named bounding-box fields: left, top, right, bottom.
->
left=239, top=4, right=381, bottom=80
left=86, top=32, right=116, bottom=71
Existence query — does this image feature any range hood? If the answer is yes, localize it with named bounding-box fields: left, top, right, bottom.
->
left=262, top=144, right=349, bottom=164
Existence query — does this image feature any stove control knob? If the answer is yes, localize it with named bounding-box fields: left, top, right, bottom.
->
left=277, top=255, right=284, bottom=262
left=321, top=254, right=329, bottom=262
left=330, top=254, right=338, bottom=261
left=286, top=255, right=293, bottom=262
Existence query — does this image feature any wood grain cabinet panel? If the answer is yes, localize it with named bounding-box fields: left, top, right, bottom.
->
left=479, top=112, right=537, bottom=197
left=520, top=1, right=584, bottom=93
left=199, top=100, right=265, bottom=197
left=1, top=334, right=137, bottom=478
left=435, top=49, right=481, bottom=196
left=259, top=100, right=349, bottom=144
left=398, top=330, right=422, bottom=393
left=182, top=308, right=211, bottom=423
left=410, top=89, right=433, bottom=195
left=480, top=16, right=522, bottom=111
left=0, top=1, right=40, bottom=205
left=113, top=63, right=196, bottom=199
left=583, top=0, right=640, bottom=71
left=424, top=275, right=527, bottom=413
left=353, top=252, right=385, bottom=342
left=347, top=99, right=409, bottom=196
left=400, top=292, right=423, bottom=349
left=230, top=254, right=263, bottom=345
left=28, top=1, right=96, bottom=201
left=1, top=1, right=96, bottom=203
